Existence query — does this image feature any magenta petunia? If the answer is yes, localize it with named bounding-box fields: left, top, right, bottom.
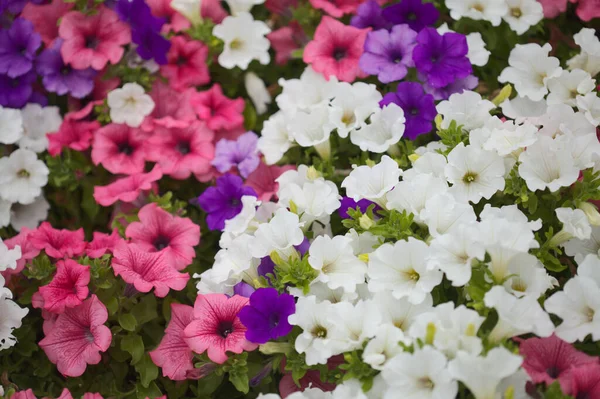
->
left=39, top=295, right=112, bottom=377
left=86, top=229, right=123, bottom=258
left=561, top=362, right=600, bottom=398
left=3, top=227, right=40, bottom=277
left=30, top=222, right=87, bottom=259
left=111, top=242, right=190, bottom=297
left=12, top=390, right=37, bottom=399
left=149, top=303, right=195, bottom=380
left=48, top=118, right=99, bottom=156
left=91, top=123, right=149, bottom=175
left=160, top=36, right=210, bottom=91
left=183, top=294, right=257, bottom=364
left=38, top=259, right=90, bottom=314
left=93, top=165, right=162, bottom=207
left=309, top=0, right=362, bottom=17
left=140, top=82, right=197, bottom=132
left=267, top=23, right=306, bottom=65
left=21, top=0, right=73, bottom=46
left=125, top=203, right=200, bottom=270
left=191, top=84, right=245, bottom=131
left=245, top=162, right=296, bottom=201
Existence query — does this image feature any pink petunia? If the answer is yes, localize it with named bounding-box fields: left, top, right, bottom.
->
left=265, top=0, right=298, bottom=14
left=91, top=71, right=121, bottom=101
left=32, top=292, right=59, bottom=335
left=560, top=362, right=600, bottom=398
left=59, top=7, right=130, bottom=70
left=518, top=334, right=597, bottom=385
left=191, top=84, right=245, bottom=131
left=183, top=294, right=257, bottom=364
left=21, top=0, right=74, bottom=46
left=537, top=0, right=568, bottom=17
left=39, top=259, right=90, bottom=314
left=86, top=229, right=123, bottom=258
left=145, top=122, right=215, bottom=180
left=125, top=203, right=200, bottom=270
left=48, top=118, right=99, bottom=156
left=111, top=243, right=190, bottom=297
left=82, top=394, right=103, bottom=399
left=160, top=36, right=210, bottom=91
left=12, top=390, right=37, bottom=399
left=146, top=0, right=191, bottom=33
left=149, top=303, right=195, bottom=380
left=93, top=165, right=162, bottom=207
left=200, top=0, right=227, bottom=23
left=309, top=0, right=362, bottom=17
left=39, top=295, right=112, bottom=377
left=91, top=123, right=149, bottom=175
left=140, top=82, right=197, bottom=132
left=30, top=222, right=86, bottom=259
left=3, top=227, right=40, bottom=276
left=267, top=23, right=307, bottom=65
left=56, top=389, right=74, bottom=399
left=245, top=162, right=296, bottom=201
left=576, top=0, right=600, bottom=21
left=303, top=16, right=369, bottom=82
left=278, top=355, right=342, bottom=398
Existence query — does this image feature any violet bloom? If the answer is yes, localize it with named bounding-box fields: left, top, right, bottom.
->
left=133, top=28, right=171, bottom=65
left=350, top=0, right=392, bottom=31
left=0, top=18, right=41, bottom=78
left=233, top=282, right=255, bottom=298
left=422, top=74, right=478, bottom=100
left=195, top=174, right=257, bottom=231
left=338, top=197, right=381, bottom=219
left=413, top=28, right=472, bottom=89
left=359, top=24, right=417, bottom=84
left=382, top=0, right=439, bottom=32
left=212, top=132, right=260, bottom=179
left=380, top=82, right=436, bottom=139
left=36, top=40, right=96, bottom=99
left=0, top=70, right=35, bottom=108
left=238, top=288, right=295, bottom=344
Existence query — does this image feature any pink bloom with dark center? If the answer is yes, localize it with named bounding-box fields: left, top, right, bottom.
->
left=267, top=23, right=307, bottom=65
left=561, top=363, right=600, bottom=398
left=576, top=0, right=600, bottom=21
left=149, top=303, right=195, bottom=380
left=111, top=243, right=190, bottom=297
left=86, top=229, right=123, bottom=258
left=30, top=222, right=86, bottom=259
left=309, top=0, right=362, bottom=17
left=160, top=36, right=210, bottom=91
left=21, top=0, right=74, bottom=46
left=183, top=294, right=257, bottom=364
left=125, top=203, right=200, bottom=270
left=3, top=227, right=40, bottom=276
left=39, top=295, right=112, bottom=377
left=191, top=84, right=245, bottom=131
left=93, top=165, right=162, bottom=207
left=519, top=334, right=597, bottom=385
left=58, top=7, right=131, bottom=70
left=39, top=259, right=90, bottom=314
left=303, top=16, right=369, bottom=82
left=91, top=123, right=149, bottom=175
left=48, top=118, right=99, bottom=156
left=140, top=82, right=197, bottom=132
left=245, top=162, right=296, bottom=201
left=145, top=0, right=191, bottom=33
left=145, top=122, right=215, bottom=180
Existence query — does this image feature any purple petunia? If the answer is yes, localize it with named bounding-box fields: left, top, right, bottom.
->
left=382, top=0, right=439, bottom=32
left=380, top=82, right=436, bottom=140
left=0, top=18, right=41, bottom=78
left=195, top=174, right=257, bottom=231
left=133, top=28, right=171, bottom=65
left=36, top=39, right=96, bottom=99
left=412, top=28, right=472, bottom=89
left=422, top=74, right=478, bottom=100
left=212, top=131, right=260, bottom=179
left=238, top=288, right=296, bottom=344
left=338, top=197, right=381, bottom=219
left=233, top=282, right=256, bottom=298
left=359, top=24, right=417, bottom=84
left=350, top=0, right=392, bottom=31
left=0, top=70, right=36, bottom=108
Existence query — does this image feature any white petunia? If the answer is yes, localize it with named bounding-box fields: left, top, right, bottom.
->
left=278, top=178, right=340, bottom=225
left=502, top=0, right=543, bottom=35
left=350, top=103, right=405, bottom=153
left=329, top=81, right=382, bottom=139
left=276, top=67, right=332, bottom=117
left=420, top=192, right=477, bottom=237
left=331, top=380, right=368, bottom=399
left=225, top=0, right=264, bottom=15
left=342, top=155, right=402, bottom=207
left=498, top=43, right=562, bottom=101
left=480, top=203, right=542, bottom=231
left=251, top=208, right=305, bottom=259
left=0, top=106, right=23, bottom=145
left=170, top=0, right=202, bottom=24
left=445, top=0, right=508, bottom=26
left=308, top=235, right=367, bottom=293
left=368, top=237, right=443, bottom=304
left=0, top=149, right=49, bottom=205
left=363, top=324, right=408, bottom=370
left=373, top=291, right=434, bottom=332
left=213, top=12, right=271, bottom=70
left=345, top=229, right=379, bottom=256
left=0, top=239, right=21, bottom=273
left=576, top=93, right=600, bottom=127
left=107, top=83, right=154, bottom=128
left=547, top=69, right=596, bottom=106
left=564, top=225, right=600, bottom=264
left=436, top=91, right=495, bottom=131
left=567, top=28, right=600, bottom=77
left=402, top=152, right=447, bottom=181
left=556, top=207, right=592, bottom=240
left=244, top=72, right=271, bottom=115
left=0, top=200, right=9, bottom=228
left=329, top=300, right=380, bottom=351
left=288, top=106, right=334, bottom=159
left=500, top=96, right=547, bottom=124
left=386, top=174, right=448, bottom=224
left=502, top=252, right=557, bottom=298
left=211, top=234, right=257, bottom=285
left=475, top=118, right=538, bottom=157
left=0, top=288, right=29, bottom=351
left=9, top=195, right=50, bottom=231
left=18, top=104, right=62, bottom=153
left=258, top=112, right=295, bottom=165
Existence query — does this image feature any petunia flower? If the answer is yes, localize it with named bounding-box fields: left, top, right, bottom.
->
left=93, top=165, right=162, bottom=207
left=212, top=132, right=260, bottom=178
left=267, top=23, right=306, bottom=65
left=338, top=197, right=381, bottom=219
left=350, top=0, right=392, bottom=30
left=195, top=174, right=258, bottom=231
left=149, top=303, right=195, bottom=380
left=160, top=36, right=209, bottom=91
left=91, top=123, right=149, bottom=175
left=303, top=16, right=369, bottom=82
left=20, top=0, right=73, bottom=46
left=29, top=222, right=87, bottom=259
left=381, top=0, right=439, bottom=32
left=380, top=82, right=436, bottom=139
left=145, top=122, right=215, bottom=180
left=0, top=70, right=36, bottom=108
left=86, top=230, right=123, bottom=258
left=145, top=0, right=190, bottom=33
left=125, top=203, right=200, bottom=270
left=111, top=243, right=190, bottom=297
left=140, top=81, right=197, bottom=131
left=39, top=295, right=111, bottom=377
left=239, top=288, right=295, bottom=344
left=309, top=0, right=361, bottom=17
left=47, top=118, right=99, bottom=156
left=422, top=74, right=478, bottom=100
left=190, top=84, right=245, bottom=131
left=38, top=259, right=90, bottom=314
left=0, top=18, right=41, bottom=78
left=245, top=162, right=296, bottom=201
left=561, top=363, right=600, bottom=398
left=3, top=227, right=39, bottom=277
left=18, top=103, right=62, bottom=153
left=183, top=293, right=257, bottom=364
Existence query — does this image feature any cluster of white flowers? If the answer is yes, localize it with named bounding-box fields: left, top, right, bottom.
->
left=445, top=0, right=543, bottom=35
left=0, top=104, right=55, bottom=230
left=0, top=239, right=28, bottom=351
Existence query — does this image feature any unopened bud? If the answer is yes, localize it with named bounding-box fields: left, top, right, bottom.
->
left=307, top=166, right=321, bottom=181
left=408, top=153, right=420, bottom=164
left=359, top=214, right=375, bottom=230
left=578, top=202, right=600, bottom=226
left=425, top=322, right=436, bottom=345
left=492, top=84, right=512, bottom=106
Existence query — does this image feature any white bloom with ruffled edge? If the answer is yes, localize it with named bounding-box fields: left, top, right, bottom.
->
left=502, top=0, right=543, bottom=35
left=576, top=93, right=600, bottom=127
left=19, top=104, right=62, bottom=153
left=556, top=207, right=592, bottom=240
left=386, top=174, right=448, bottom=224
left=258, top=111, right=295, bottom=165
left=436, top=91, right=495, bottom=131
left=567, top=28, right=600, bottom=77
left=0, top=106, right=23, bottom=145
left=445, top=0, right=508, bottom=26
left=9, top=195, right=50, bottom=231
left=244, top=72, right=271, bottom=115
left=170, top=0, right=202, bottom=24
left=329, top=81, right=382, bottom=139
left=342, top=155, right=402, bottom=207
left=363, top=324, right=408, bottom=370
left=350, top=103, right=405, bottom=153
left=107, top=83, right=155, bottom=128
left=547, top=69, right=596, bottom=106
left=288, top=106, right=334, bottom=159
left=225, top=0, right=264, bottom=15
left=420, top=192, right=477, bottom=238
left=0, top=287, right=29, bottom=351
left=251, top=208, right=304, bottom=259
left=0, top=239, right=21, bottom=273
left=0, top=149, right=49, bottom=205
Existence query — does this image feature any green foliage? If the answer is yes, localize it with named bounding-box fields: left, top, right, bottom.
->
left=343, top=206, right=420, bottom=242
left=221, top=353, right=250, bottom=394
left=134, top=354, right=159, bottom=388
left=436, top=120, right=467, bottom=155
left=339, top=351, right=378, bottom=392
left=544, top=381, right=574, bottom=399
left=269, top=252, right=319, bottom=295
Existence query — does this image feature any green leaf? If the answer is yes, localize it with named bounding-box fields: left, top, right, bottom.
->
left=81, top=182, right=100, bottom=221
left=135, top=381, right=163, bottom=399
left=118, top=313, right=138, bottom=332
left=104, top=297, right=119, bottom=316
left=135, top=354, right=159, bottom=388
left=131, top=294, right=158, bottom=326
left=120, top=334, right=145, bottom=365
left=544, top=381, right=574, bottom=398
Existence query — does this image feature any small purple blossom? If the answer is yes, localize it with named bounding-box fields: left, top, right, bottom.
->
left=195, top=174, right=257, bottom=231
left=212, top=132, right=260, bottom=179
left=350, top=0, right=392, bottom=31
left=238, top=288, right=295, bottom=344
left=413, top=28, right=472, bottom=89
left=233, top=282, right=256, bottom=298
left=422, top=74, right=478, bottom=100
left=0, top=18, right=41, bottom=78
left=380, top=82, right=436, bottom=139
left=0, top=70, right=36, bottom=108
left=382, top=0, right=439, bottom=32
left=359, top=24, right=417, bottom=84
left=133, top=28, right=171, bottom=65
left=36, top=40, right=96, bottom=99
left=338, top=197, right=381, bottom=219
